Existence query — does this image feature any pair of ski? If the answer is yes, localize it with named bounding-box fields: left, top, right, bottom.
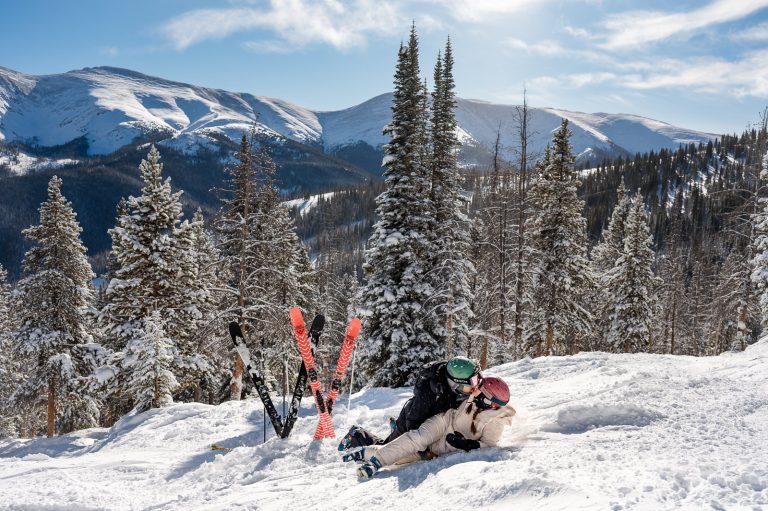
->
left=228, top=307, right=361, bottom=441
left=289, top=307, right=361, bottom=440
left=228, top=314, right=324, bottom=440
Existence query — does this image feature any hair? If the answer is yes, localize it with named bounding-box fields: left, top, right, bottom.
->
left=465, top=401, right=483, bottom=435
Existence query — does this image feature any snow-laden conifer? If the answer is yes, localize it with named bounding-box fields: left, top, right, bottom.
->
left=101, top=146, right=202, bottom=406
left=527, top=121, right=595, bottom=356
left=605, top=193, right=661, bottom=353
left=124, top=311, right=179, bottom=409
left=215, top=134, right=315, bottom=396
left=358, top=25, right=441, bottom=386
left=750, top=150, right=768, bottom=327
left=592, top=178, right=631, bottom=274
left=11, top=176, right=98, bottom=436
left=429, top=38, right=474, bottom=357
left=0, top=263, right=22, bottom=437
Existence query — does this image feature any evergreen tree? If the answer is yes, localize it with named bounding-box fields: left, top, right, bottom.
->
left=750, top=151, right=768, bottom=327
left=215, top=134, right=260, bottom=400
left=591, top=179, right=631, bottom=349
left=247, top=142, right=316, bottom=381
left=0, top=263, right=21, bottom=437
left=429, top=38, right=474, bottom=357
left=605, top=193, right=661, bottom=353
left=527, top=121, right=595, bottom=356
left=124, top=311, right=179, bottom=410
left=101, top=146, right=202, bottom=408
left=358, top=25, right=441, bottom=386
left=11, top=176, right=98, bottom=436
left=592, top=178, right=631, bottom=273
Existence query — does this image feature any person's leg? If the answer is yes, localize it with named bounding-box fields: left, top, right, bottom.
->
left=339, top=425, right=384, bottom=449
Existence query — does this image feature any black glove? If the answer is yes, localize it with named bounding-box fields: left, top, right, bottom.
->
left=446, top=431, right=481, bottom=452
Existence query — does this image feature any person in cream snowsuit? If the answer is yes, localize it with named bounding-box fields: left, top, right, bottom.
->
left=342, top=376, right=515, bottom=477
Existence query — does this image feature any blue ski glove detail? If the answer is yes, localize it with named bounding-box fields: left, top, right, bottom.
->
left=342, top=446, right=366, bottom=463
left=446, top=431, right=481, bottom=452
left=356, top=456, right=382, bottom=478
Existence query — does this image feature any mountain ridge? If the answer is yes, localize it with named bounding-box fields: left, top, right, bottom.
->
left=0, top=65, right=718, bottom=168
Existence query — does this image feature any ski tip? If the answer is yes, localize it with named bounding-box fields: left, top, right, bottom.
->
left=347, top=318, right=362, bottom=337
left=312, top=314, right=326, bottom=330
left=289, top=307, right=304, bottom=326
left=228, top=321, right=243, bottom=340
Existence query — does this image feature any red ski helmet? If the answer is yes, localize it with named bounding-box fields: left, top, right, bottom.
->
left=475, top=377, right=510, bottom=409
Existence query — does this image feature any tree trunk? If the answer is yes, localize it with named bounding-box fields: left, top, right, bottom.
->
left=47, top=378, right=55, bottom=438
left=545, top=323, right=554, bottom=356
left=480, top=336, right=488, bottom=370
left=231, top=355, right=244, bottom=401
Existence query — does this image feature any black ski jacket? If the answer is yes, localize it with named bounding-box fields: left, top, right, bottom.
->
left=385, top=361, right=465, bottom=443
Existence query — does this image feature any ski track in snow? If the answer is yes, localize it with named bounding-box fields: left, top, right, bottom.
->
left=1, top=342, right=767, bottom=510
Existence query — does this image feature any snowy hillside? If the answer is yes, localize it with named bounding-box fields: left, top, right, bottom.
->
left=2, top=340, right=766, bottom=510
left=0, top=66, right=716, bottom=165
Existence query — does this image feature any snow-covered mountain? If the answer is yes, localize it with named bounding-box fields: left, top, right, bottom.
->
left=1, top=339, right=766, bottom=510
left=0, top=65, right=717, bottom=167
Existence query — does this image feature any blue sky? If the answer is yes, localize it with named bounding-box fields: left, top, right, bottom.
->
left=1, top=0, right=768, bottom=135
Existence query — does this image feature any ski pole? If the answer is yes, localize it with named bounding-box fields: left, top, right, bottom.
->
left=346, top=348, right=356, bottom=426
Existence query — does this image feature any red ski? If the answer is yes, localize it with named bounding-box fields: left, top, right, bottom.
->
left=314, top=317, right=361, bottom=438
left=289, top=307, right=361, bottom=440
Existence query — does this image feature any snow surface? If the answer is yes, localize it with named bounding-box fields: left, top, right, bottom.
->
left=283, top=192, right=336, bottom=216
left=2, top=340, right=766, bottom=510
left=0, top=66, right=717, bottom=163
left=0, top=151, right=79, bottom=175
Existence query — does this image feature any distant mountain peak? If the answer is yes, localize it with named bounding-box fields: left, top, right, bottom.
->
left=0, top=65, right=717, bottom=165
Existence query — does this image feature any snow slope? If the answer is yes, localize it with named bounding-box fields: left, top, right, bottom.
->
left=0, top=66, right=717, bottom=164
left=1, top=341, right=766, bottom=510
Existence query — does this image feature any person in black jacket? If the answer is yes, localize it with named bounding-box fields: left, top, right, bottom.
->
left=339, top=356, right=482, bottom=450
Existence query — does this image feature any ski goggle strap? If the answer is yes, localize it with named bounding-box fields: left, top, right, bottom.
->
left=450, top=374, right=483, bottom=394
left=477, top=386, right=506, bottom=409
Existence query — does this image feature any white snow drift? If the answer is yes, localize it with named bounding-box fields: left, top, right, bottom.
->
left=1, top=339, right=766, bottom=510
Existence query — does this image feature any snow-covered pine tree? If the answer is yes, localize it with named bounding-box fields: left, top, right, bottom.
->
left=358, top=25, right=441, bottom=387
left=124, top=311, right=179, bottom=410
left=605, top=193, right=661, bottom=353
left=526, top=120, right=595, bottom=356
left=510, top=93, right=535, bottom=360
left=214, top=134, right=260, bottom=400
left=592, top=178, right=631, bottom=273
left=429, top=38, right=474, bottom=358
left=750, top=150, right=768, bottom=327
left=101, top=146, right=201, bottom=407
left=0, top=262, right=21, bottom=438
left=11, top=176, right=98, bottom=436
left=247, top=142, right=316, bottom=382
left=176, top=209, right=222, bottom=401
left=709, top=249, right=758, bottom=353
left=472, top=133, right=516, bottom=367
left=591, top=179, right=631, bottom=349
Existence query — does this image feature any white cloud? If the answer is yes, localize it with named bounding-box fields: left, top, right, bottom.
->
left=733, top=21, right=768, bottom=41
left=505, top=38, right=566, bottom=56
left=599, top=0, right=768, bottom=50
left=530, top=51, right=768, bottom=99
left=242, top=40, right=294, bottom=54
left=621, top=50, right=768, bottom=97
left=424, top=0, right=547, bottom=22
left=100, top=47, right=119, bottom=57
left=163, top=0, right=404, bottom=51
left=530, top=72, right=616, bottom=90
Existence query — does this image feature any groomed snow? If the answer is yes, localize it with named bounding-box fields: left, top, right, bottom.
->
left=1, top=340, right=766, bottom=510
